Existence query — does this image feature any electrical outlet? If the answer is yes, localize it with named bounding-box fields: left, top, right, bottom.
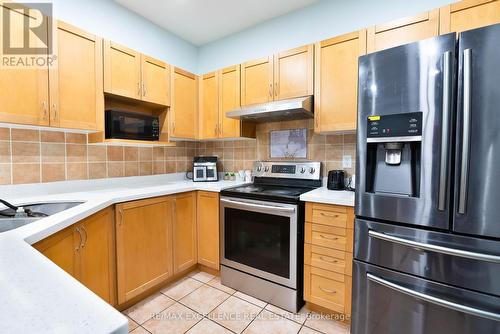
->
left=342, top=155, right=352, bottom=168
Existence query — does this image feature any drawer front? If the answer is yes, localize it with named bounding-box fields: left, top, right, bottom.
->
left=305, top=223, right=353, bottom=252
left=305, top=243, right=352, bottom=276
left=306, top=203, right=354, bottom=229
left=305, top=265, right=350, bottom=314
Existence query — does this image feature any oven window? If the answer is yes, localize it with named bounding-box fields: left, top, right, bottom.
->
left=224, top=208, right=290, bottom=279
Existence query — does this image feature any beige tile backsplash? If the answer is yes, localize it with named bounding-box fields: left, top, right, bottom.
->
left=1, top=119, right=356, bottom=185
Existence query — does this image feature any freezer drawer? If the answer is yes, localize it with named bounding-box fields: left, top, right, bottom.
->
left=355, top=219, right=500, bottom=297
left=352, top=261, right=500, bottom=334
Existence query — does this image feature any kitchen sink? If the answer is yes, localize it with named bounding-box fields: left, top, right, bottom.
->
left=0, top=201, right=84, bottom=233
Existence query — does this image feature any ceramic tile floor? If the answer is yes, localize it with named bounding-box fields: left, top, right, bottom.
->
left=123, top=270, right=351, bottom=334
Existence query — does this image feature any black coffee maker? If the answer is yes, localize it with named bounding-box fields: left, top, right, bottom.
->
left=327, top=170, right=345, bottom=190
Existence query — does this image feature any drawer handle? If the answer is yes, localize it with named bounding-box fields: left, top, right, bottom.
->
left=319, top=286, right=337, bottom=294
left=320, top=212, right=339, bottom=218
left=320, top=256, right=338, bottom=263
left=319, top=234, right=338, bottom=240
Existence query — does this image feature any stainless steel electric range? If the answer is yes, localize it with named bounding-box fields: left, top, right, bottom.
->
left=220, top=161, right=322, bottom=312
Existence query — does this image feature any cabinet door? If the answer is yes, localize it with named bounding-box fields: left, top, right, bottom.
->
left=171, top=67, right=198, bottom=139
left=115, top=197, right=173, bottom=304
left=274, top=45, right=313, bottom=100
left=34, top=225, right=79, bottom=278
left=440, top=0, right=500, bottom=34
left=0, top=4, right=49, bottom=126
left=314, top=31, right=366, bottom=133
left=50, top=22, right=104, bottom=130
left=241, top=57, right=273, bottom=106
left=196, top=191, right=219, bottom=270
left=173, top=192, right=197, bottom=273
left=367, top=10, right=439, bottom=53
left=219, top=65, right=241, bottom=138
left=141, top=55, right=170, bottom=106
left=79, top=207, right=116, bottom=305
left=199, top=72, right=219, bottom=139
left=104, top=40, right=141, bottom=100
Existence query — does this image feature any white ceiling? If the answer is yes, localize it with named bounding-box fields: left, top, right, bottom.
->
left=113, top=0, right=319, bottom=46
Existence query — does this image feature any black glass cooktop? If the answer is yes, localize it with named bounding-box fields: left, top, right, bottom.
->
left=221, top=184, right=315, bottom=203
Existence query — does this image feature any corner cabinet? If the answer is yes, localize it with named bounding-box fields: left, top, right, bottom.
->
left=115, top=197, right=173, bottom=304
left=439, top=0, right=500, bottom=34
left=367, top=9, right=440, bottom=53
left=241, top=45, right=313, bottom=106
left=104, top=41, right=170, bottom=106
left=173, top=192, right=198, bottom=273
left=34, top=207, right=116, bottom=305
left=197, top=191, right=220, bottom=270
left=170, top=67, right=199, bottom=139
left=314, top=30, right=366, bottom=133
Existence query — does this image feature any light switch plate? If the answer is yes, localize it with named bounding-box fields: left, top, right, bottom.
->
left=342, top=155, right=352, bottom=168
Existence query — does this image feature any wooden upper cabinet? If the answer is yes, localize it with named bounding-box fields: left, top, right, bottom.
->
left=104, top=41, right=142, bottom=100
left=115, top=197, right=173, bottom=304
left=315, top=31, right=366, bottom=133
left=50, top=22, right=104, bottom=131
left=367, top=9, right=440, bottom=53
left=273, top=45, right=314, bottom=100
left=241, top=57, right=273, bottom=106
left=440, top=0, right=500, bottom=34
left=0, top=4, right=49, bottom=126
left=197, top=191, right=220, bottom=270
left=219, top=65, right=242, bottom=138
left=141, top=55, right=170, bottom=106
left=171, top=67, right=198, bottom=139
left=199, top=71, right=219, bottom=139
left=173, top=192, right=197, bottom=274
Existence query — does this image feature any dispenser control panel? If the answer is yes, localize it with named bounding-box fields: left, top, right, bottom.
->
left=367, top=112, right=422, bottom=138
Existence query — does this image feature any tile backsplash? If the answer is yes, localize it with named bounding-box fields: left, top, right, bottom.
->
left=1, top=119, right=356, bottom=185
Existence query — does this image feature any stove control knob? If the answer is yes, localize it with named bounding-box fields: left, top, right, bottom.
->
left=300, top=167, right=306, bottom=174
left=264, top=166, right=270, bottom=172
left=309, top=167, right=316, bottom=174
left=256, top=166, right=262, bottom=172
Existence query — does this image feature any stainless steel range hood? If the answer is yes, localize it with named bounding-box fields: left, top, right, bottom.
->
left=225, top=96, right=313, bottom=122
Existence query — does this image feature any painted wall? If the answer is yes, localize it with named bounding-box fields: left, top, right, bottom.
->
left=197, top=0, right=456, bottom=73
left=51, top=0, right=198, bottom=73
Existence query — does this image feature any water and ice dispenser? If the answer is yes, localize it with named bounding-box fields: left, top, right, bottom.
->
left=364, top=112, right=422, bottom=197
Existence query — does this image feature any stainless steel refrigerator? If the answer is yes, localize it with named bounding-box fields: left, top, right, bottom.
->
left=353, top=24, right=500, bottom=334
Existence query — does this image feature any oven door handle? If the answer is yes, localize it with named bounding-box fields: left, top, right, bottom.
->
left=220, top=198, right=295, bottom=214
left=367, top=273, right=500, bottom=322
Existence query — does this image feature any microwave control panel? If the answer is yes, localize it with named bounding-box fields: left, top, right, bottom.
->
left=367, top=112, right=422, bottom=138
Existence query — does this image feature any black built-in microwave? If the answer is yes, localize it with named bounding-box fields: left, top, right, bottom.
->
left=105, top=110, right=160, bottom=141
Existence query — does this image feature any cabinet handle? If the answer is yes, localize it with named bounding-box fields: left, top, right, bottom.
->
left=143, top=82, right=147, bottom=97
left=274, top=82, right=278, bottom=97
left=269, top=83, right=272, bottom=98
left=219, top=123, right=223, bottom=136
left=320, top=212, right=339, bottom=218
left=42, top=101, right=48, bottom=120
left=315, top=117, right=319, bottom=129
left=172, top=122, right=176, bottom=135
left=319, top=256, right=339, bottom=263
left=81, top=225, right=88, bottom=248
left=319, top=234, right=338, bottom=240
left=75, top=227, right=83, bottom=251
left=215, top=123, right=218, bottom=135
left=319, top=286, right=337, bottom=294
left=137, top=82, right=141, bottom=96
left=51, top=104, right=57, bottom=121
left=118, top=209, right=124, bottom=226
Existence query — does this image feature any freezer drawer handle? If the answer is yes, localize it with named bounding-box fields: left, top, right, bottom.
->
left=459, top=48, right=472, bottom=214
left=367, top=273, right=500, bottom=322
left=438, top=51, right=452, bottom=211
left=220, top=198, right=295, bottom=213
left=368, top=230, right=500, bottom=263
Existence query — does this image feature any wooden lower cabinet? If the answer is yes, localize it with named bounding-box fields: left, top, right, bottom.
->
left=34, top=207, right=116, bottom=305
left=304, top=202, right=354, bottom=316
left=196, top=191, right=220, bottom=270
left=173, top=192, right=198, bottom=273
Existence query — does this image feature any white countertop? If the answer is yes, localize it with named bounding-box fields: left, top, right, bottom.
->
left=0, top=174, right=248, bottom=334
left=300, top=186, right=355, bottom=207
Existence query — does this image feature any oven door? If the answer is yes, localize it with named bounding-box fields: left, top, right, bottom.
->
left=220, top=196, right=297, bottom=288
left=193, top=166, right=207, bottom=182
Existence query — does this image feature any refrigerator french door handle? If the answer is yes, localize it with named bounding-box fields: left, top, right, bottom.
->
left=366, top=273, right=500, bottom=322
left=438, top=51, right=453, bottom=211
left=368, top=230, right=500, bottom=263
left=459, top=48, right=472, bottom=214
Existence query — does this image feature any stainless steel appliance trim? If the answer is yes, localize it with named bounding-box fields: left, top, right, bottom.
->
left=459, top=48, right=472, bottom=214
left=220, top=196, right=298, bottom=289
left=252, top=161, right=321, bottom=180
left=366, top=136, right=422, bottom=143
left=225, top=96, right=313, bottom=122
left=368, top=229, right=500, bottom=263
left=220, top=198, right=296, bottom=213
left=367, top=272, right=500, bottom=322
left=438, top=51, right=452, bottom=211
